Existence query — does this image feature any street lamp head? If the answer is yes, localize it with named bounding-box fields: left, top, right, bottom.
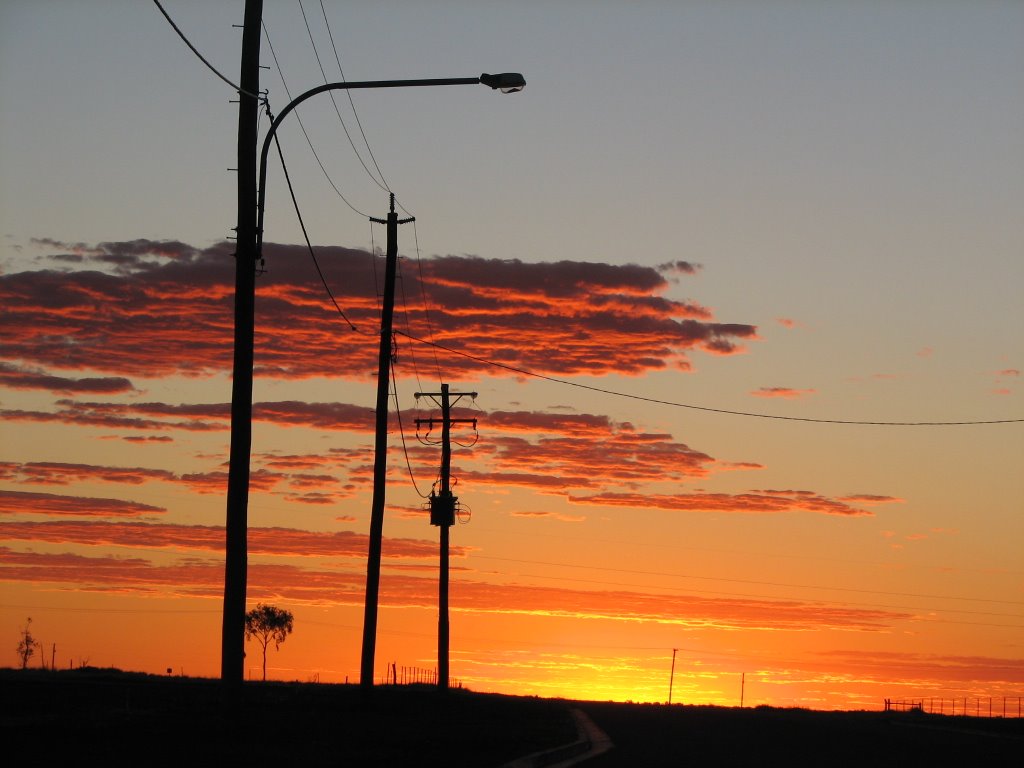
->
left=479, top=72, right=526, bottom=93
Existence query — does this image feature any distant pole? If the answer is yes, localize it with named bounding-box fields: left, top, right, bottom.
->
left=415, top=385, right=477, bottom=689
left=360, top=194, right=413, bottom=693
left=222, top=0, right=263, bottom=687
left=668, top=648, right=679, bottom=704
left=741, top=672, right=745, bottom=708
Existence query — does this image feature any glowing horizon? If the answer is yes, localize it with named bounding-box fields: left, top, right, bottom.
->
left=1, top=2, right=1021, bottom=711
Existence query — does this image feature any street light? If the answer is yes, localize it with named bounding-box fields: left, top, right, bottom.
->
left=221, top=72, right=524, bottom=689
left=479, top=72, right=526, bottom=93
left=255, top=74, right=525, bottom=254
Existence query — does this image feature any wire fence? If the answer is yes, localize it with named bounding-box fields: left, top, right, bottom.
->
left=383, top=663, right=462, bottom=690
left=885, top=697, right=1023, bottom=718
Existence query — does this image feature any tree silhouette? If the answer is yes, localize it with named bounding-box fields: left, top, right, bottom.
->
left=244, top=604, right=294, bottom=681
left=16, top=617, right=40, bottom=670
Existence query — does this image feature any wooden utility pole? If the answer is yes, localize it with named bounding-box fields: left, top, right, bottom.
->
left=669, top=648, right=679, bottom=704
left=360, top=194, right=413, bottom=692
left=415, top=384, right=477, bottom=689
left=222, top=0, right=263, bottom=686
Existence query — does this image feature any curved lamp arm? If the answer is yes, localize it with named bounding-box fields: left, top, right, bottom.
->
left=255, top=73, right=525, bottom=256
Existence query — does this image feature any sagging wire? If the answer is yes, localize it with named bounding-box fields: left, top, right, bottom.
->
left=153, top=0, right=265, bottom=102
left=392, top=341, right=431, bottom=499
left=298, top=0, right=391, bottom=195
left=369, top=219, right=382, bottom=323
left=396, top=254, right=425, bottom=394
left=412, top=220, right=444, bottom=383
left=262, top=18, right=368, bottom=218
left=265, top=98, right=371, bottom=336
left=394, top=330, right=1024, bottom=428
left=318, top=0, right=394, bottom=195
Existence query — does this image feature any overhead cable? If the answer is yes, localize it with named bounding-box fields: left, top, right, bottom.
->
left=152, top=0, right=262, bottom=101
left=298, top=0, right=391, bottom=194
left=394, top=331, right=1022, bottom=427
left=262, top=19, right=368, bottom=218
left=319, top=0, right=394, bottom=196
left=268, top=115, right=369, bottom=335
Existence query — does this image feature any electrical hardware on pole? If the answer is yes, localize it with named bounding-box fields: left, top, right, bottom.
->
left=415, top=383, right=478, bottom=689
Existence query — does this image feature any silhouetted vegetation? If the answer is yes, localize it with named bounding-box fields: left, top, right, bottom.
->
left=15, top=617, right=40, bottom=670
left=243, top=603, right=293, bottom=681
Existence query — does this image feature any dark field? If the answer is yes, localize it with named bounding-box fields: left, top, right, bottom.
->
left=3, top=668, right=1022, bottom=767
left=578, top=700, right=1024, bottom=767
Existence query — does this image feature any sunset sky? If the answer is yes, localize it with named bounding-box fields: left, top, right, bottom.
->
left=1, top=1, right=1022, bottom=710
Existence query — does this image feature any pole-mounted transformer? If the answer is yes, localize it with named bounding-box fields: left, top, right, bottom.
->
left=415, top=384, right=478, bottom=688
left=429, top=491, right=457, bottom=527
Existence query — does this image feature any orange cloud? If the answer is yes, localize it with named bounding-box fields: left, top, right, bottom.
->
left=469, top=421, right=717, bottom=490
left=0, top=546, right=905, bottom=631
left=0, top=490, right=164, bottom=517
left=838, top=494, right=903, bottom=505
left=815, top=650, right=1024, bottom=686
left=0, top=520, right=454, bottom=559
left=0, top=362, right=135, bottom=394
left=0, top=399, right=380, bottom=435
left=8, top=461, right=176, bottom=486
left=509, top=511, right=587, bottom=523
left=1, top=240, right=757, bottom=382
left=750, top=387, right=816, bottom=400
left=568, top=489, right=876, bottom=516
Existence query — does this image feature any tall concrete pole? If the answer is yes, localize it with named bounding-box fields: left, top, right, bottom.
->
left=361, top=194, right=412, bottom=692
left=222, top=0, right=262, bottom=686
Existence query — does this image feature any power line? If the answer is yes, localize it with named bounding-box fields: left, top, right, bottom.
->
left=157, top=0, right=1016, bottom=431
left=319, top=0, right=395, bottom=198
left=392, top=362, right=431, bottom=499
left=261, top=18, right=368, bottom=218
left=471, top=521, right=1024, bottom=578
left=473, top=564, right=1024, bottom=622
left=411, top=221, right=444, bottom=382
left=395, top=257, right=425, bottom=392
left=393, top=331, right=1023, bottom=427
left=298, top=0, right=391, bottom=194
left=472, top=554, right=1024, bottom=607
left=268, top=110, right=370, bottom=335
left=152, top=0, right=262, bottom=101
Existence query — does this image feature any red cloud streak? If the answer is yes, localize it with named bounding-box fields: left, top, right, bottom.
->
left=751, top=387, right=816, bottom=400
left=0, top=490, right=165, bottom=517
left=0, top=240, right=757, bottom=381
left=0, top=547, right=904, bottom=631
left=569, top=489, right=877, bottom=516
left=0, top=520, right=456, bottom=559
